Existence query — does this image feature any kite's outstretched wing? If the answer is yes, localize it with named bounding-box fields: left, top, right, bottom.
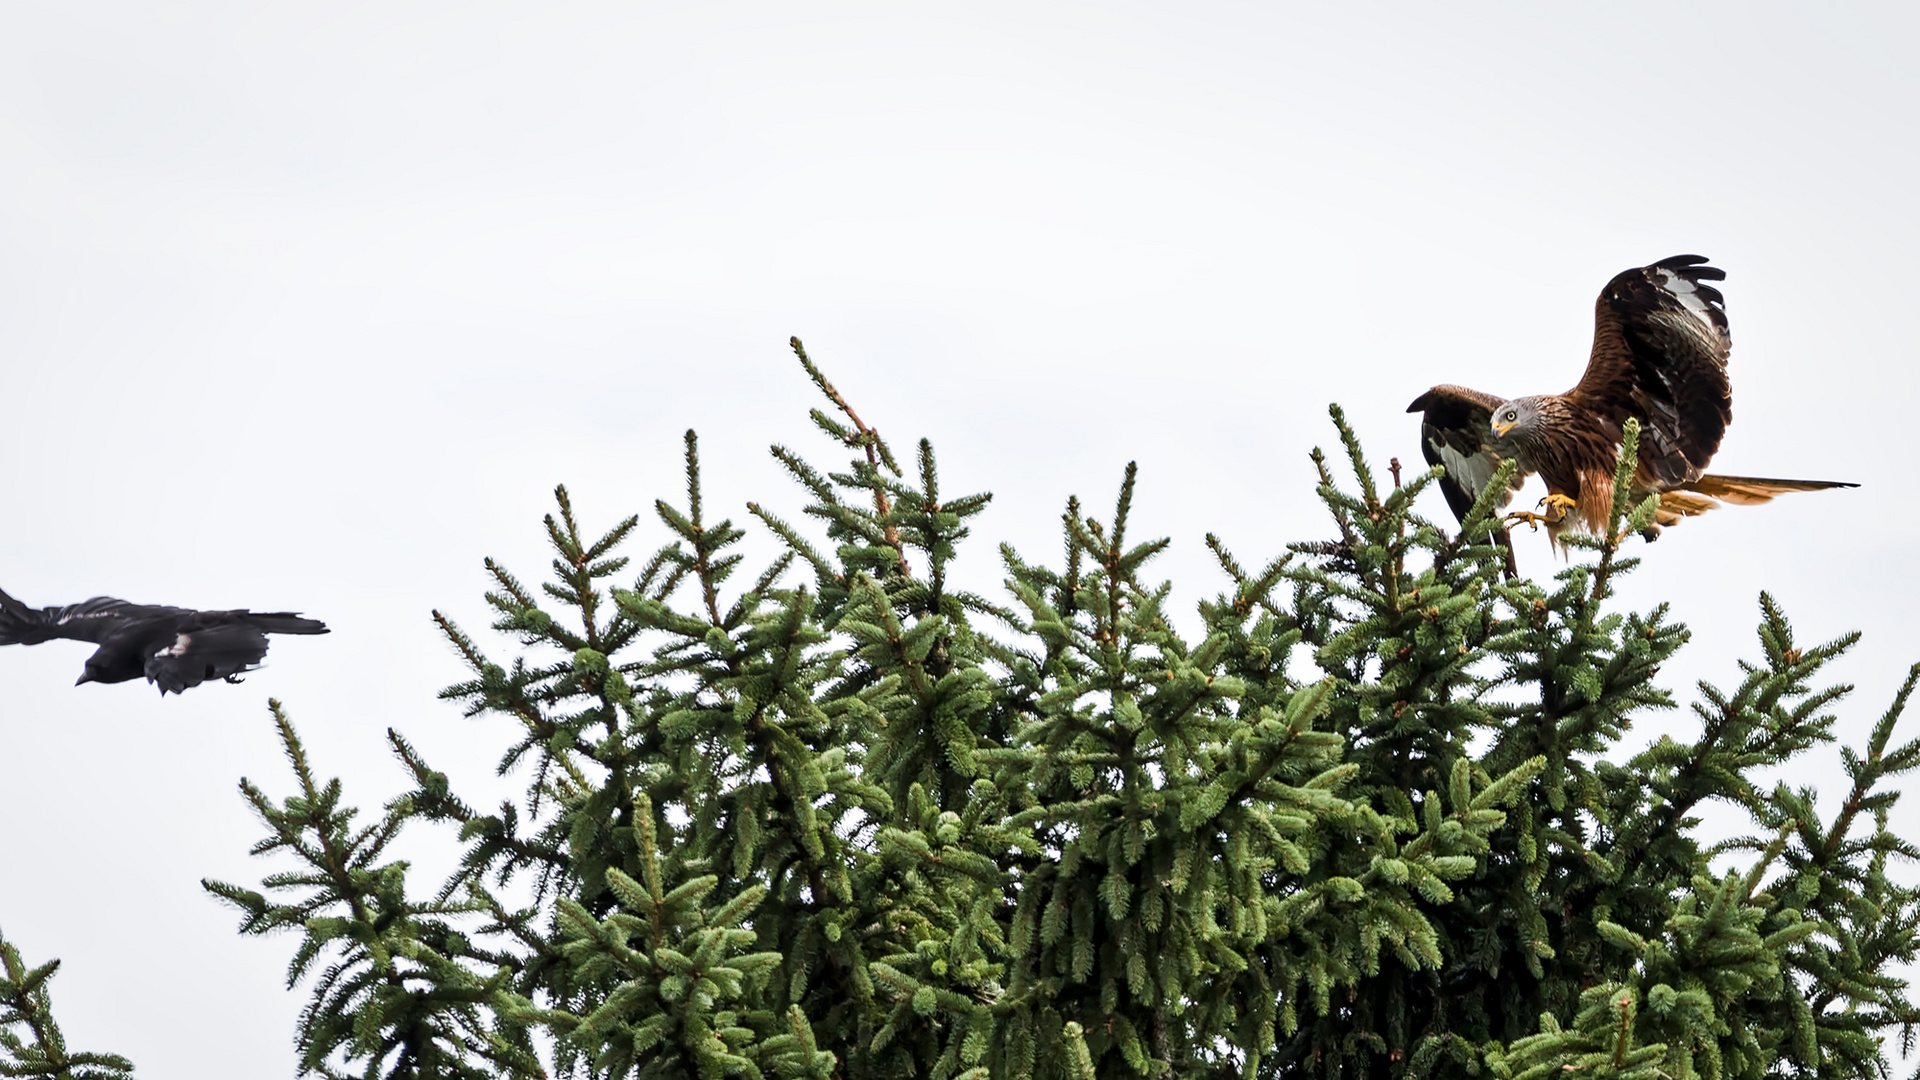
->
left=1406, top=383, right=1526, bottom=521
left=1407, top=383, right=1524, bottom=575
left=0, top=588, right=183, bottom=645
left=1569, top=254, right=1733, bottom=486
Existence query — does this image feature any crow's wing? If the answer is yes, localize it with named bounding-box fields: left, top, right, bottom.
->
left=143, top=623, right=272, bottom=695
left=0, top=587, right=188, bottom=646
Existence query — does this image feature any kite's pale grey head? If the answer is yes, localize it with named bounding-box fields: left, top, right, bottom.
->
left=1490, top=396, right=1551, bottom=442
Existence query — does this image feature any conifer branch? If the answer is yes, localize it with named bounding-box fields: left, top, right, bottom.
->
left=681, top=431, right=725, bottom=626
left=0, top=928, right=134, bottom=1080
left=791, top=337, right=912, bottom=579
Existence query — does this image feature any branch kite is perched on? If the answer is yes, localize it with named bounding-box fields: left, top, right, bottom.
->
left=1408, top=254, right=1856, bottom=553
left=0, top=586, right=328, bottom=695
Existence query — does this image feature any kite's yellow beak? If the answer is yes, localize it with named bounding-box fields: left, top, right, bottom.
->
left=1491, top=420, right=1515, bottom=437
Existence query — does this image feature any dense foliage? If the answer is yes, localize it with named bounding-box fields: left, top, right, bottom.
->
left=7, top=341, right=1918, bottom=1079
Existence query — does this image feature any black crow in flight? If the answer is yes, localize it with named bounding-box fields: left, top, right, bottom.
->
left=0, top=586, right=328, bottom=695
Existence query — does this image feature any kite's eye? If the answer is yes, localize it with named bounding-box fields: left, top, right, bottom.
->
left=1503, top=411, right=1517, bottom=422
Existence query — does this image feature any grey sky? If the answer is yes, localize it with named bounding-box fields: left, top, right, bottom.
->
left=2, top=4, right=1915, bottom=1076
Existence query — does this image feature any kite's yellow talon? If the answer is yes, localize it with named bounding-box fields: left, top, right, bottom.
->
left=1504, top=494, right=1577, bottom=532
left=1507, top=494, right=1575, bottom=531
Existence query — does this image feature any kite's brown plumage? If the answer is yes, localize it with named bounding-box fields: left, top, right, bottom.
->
left=1407, top=255, right=1855, bottom=556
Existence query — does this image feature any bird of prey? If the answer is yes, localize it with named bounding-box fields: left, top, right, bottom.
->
left=1407, top=254, right=1855, bottom=561
left=0, top=586, right=328, bottom=695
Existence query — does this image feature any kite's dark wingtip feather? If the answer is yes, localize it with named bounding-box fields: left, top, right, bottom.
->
left=1648, top=254, right=1724, bottom=283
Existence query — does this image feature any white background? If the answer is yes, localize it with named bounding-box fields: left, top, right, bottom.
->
left=1, top=4, right=1914, bottom=1076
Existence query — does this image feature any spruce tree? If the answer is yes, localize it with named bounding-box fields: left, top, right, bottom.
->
left=7, top=338, right=1916, bottom=1078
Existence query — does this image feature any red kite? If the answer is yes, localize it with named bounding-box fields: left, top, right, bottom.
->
left=1408, top=255, right=1854, bottom=558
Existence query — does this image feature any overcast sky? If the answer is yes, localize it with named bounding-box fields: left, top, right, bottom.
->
left=2, top=4, right=1916, bottom=1076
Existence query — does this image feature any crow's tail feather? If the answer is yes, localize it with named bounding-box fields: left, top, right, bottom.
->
left=247, top=612, right=330, bottom=636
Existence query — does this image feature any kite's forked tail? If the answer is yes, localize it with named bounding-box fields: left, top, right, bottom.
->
left=1655, top=474, right=1859, bottom=525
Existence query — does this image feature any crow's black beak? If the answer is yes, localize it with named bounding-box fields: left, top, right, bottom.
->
left=75, top=672, right=94, bottom=685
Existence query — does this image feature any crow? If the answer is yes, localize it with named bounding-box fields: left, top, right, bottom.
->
left=0, top=586, right=328, bottom=695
